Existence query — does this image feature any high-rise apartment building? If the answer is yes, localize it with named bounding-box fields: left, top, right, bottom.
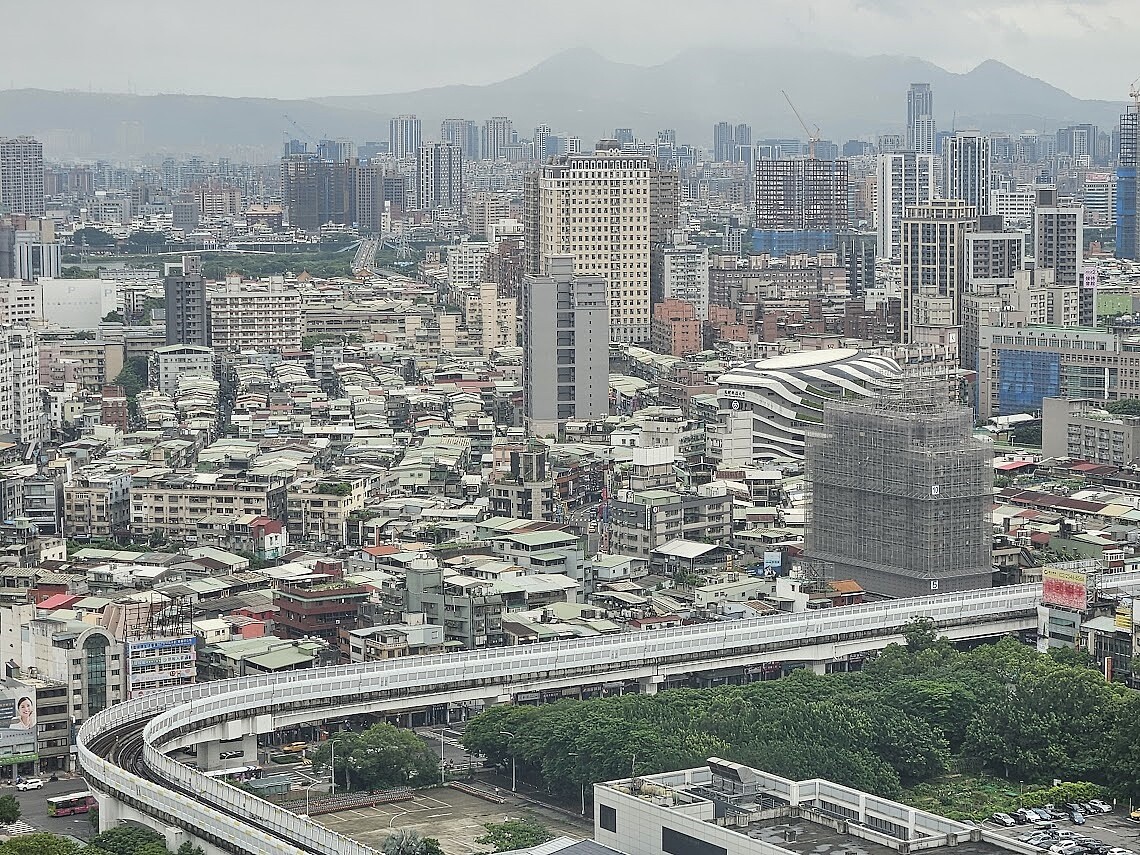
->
left=164, top=255, right=208, bottom=347
left=0, top=137, right=45, bottom=217
left=525, top=144, right=679, bottom=343
left=713, top=122, right=735, bottom=163
left=944, top=131, right=991, bottom=216
left=208, top=279, right=302, bottom=352
left=966, top=215, right=1024, bottom=293
left=415, top=143, right=463, bottom=213
left=876, top=151, right=936, bottom=261
left=441, top=118, right=481, bottom=160
left=1034, top=186, right=1087, bottom=322
left=481, top=117, right=513, bottom=161
left=279, top=154, right=349, bottom=233
left=755, top=159, right=849, bottom=232
left=533, top=125, right=552, bottom=163
left=901, top=199, right=978, bottom=344
left=906, top=83, right=935, bottom=155
left=316, top=139, right=355, bottom=163
left=805, top=389, right=992, bottom=598
left=661, top=237, right=710, bottom=320
left=0, top=328, right=42, bottom=444
left=389, top=114, right=422, bottom=160
left=522, top=255, right=609, bottom=437
left=1117, top=107, right=1138, bottom=260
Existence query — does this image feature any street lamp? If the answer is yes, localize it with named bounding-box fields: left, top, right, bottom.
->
left=438, top=728, right=447, bottom=785
left=327, top=736, right=350, bottom=796
left=568, top=752, right=586, bottom=817
left=304, top=779, right=321, bottom=816
left=499, top=730, right=516, bottom=793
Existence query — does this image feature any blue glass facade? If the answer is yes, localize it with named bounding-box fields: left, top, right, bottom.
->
left=1117, top=167, right=1136, bottom=260
left=750, top=229, right=835, bottom=257
left=997, top=350, right=1061, bottom=415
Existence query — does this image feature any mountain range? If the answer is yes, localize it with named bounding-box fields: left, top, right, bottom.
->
left=0, top=47, right=1128, bottom=161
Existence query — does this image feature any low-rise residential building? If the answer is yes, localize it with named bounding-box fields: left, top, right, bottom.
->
left=273, top=582, right=370, bottom=646
left=1042, top=397, right=1140, bottom=466
left=62, top=466, right=132, bottom=540
left=341, top=615, right=447, bottom=662
left=149, top=344, right=214, bottom=397
left=609, top=484, right=733, bottom=559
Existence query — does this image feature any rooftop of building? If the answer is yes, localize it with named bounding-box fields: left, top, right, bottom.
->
left=598, top=759, right=1014, bottom=855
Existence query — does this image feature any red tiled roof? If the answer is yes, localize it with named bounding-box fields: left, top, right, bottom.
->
left=38, top=593, right=80, bottom=610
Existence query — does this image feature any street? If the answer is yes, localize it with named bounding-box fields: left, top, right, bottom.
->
left=9, top=776, right=94, bottom=840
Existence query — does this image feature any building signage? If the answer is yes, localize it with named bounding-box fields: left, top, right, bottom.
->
left=1042, top=566, right=1090, bottom=611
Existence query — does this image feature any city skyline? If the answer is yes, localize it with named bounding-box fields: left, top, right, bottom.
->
left=0, top=0, right=1137, bottom=101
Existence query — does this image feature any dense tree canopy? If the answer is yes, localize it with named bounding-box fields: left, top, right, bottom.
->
left=0, top=826, right=202, bottom=855
left=310, top=722, right=440, bottom=791
left=463, top=633, right=1137, bottom=807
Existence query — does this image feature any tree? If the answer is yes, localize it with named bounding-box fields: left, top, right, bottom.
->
left=380, top=829, right=443, bottom=855
left=175, top=843, right=206, bottom=855
left=102, top=310, right=125, bottom=324
left=72, top=228, right=115, bottom=248
left=310, top=723, right=439, bottom=791
left=475, top=818, right=553, bottom=852
left=126, top=231, right=171, bottom=253
left=1106, top=399, right=1140, bottom=416
left=902, top=617, right=939, bottom=654
left=0, top=833, right=80, bottom=855
left=112, top=355, right=150, bottom=400
left=0, top=793, right=20, bottom=823
left=87, top=825, right=168, bottom=855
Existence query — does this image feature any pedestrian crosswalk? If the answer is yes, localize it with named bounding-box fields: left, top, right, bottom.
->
left=1, top=821, right=38, bottom=836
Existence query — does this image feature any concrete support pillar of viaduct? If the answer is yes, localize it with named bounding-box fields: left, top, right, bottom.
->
left=811, top=661, right=827, bottom=676
left=195, top=732, right=259, bottom=771
left=639, top=676, right=664, bottom=695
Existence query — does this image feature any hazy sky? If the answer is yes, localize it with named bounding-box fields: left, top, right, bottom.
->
left=2, top=0, right=1135, bottom=101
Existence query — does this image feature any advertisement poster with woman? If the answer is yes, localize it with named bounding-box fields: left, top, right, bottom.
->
left=0, top=686, right=36, bottom=765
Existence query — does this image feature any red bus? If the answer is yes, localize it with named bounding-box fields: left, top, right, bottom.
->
left=47, top=791, right=97, bottom=817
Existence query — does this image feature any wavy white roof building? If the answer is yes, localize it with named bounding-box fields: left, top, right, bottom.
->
left=712, top=348, right=903, bottom=463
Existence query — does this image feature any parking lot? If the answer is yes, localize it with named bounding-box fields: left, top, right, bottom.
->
left=316, top=787, right=591, bottom=854
left=984, top=806, right=1140, bottom=854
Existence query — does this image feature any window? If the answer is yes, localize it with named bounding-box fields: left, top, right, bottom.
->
left=662, top=828, right=726, bottom=855
left=599, top=804, right=617, bottom=833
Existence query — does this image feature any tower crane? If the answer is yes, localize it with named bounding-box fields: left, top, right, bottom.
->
left=1131, top=75, right=1140, bottom=111
left=781, top=90, right=820, bottom=159
left=283, top=113, right=318, bottom=147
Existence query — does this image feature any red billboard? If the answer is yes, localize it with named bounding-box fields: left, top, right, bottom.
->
left=1042, top=567, right=1090, bottom=611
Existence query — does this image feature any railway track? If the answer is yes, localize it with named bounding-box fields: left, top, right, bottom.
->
left=84, top=716, right=328, bottom=855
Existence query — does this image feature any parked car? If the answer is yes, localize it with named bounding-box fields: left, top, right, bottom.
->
left=1050, top=843, right=1085, bottom=855
left=15, top=778, right=42, bottom=791
left=993, top=813, right=1018, bottom=827
left=1087, top=800, right=1112, bottom=814
left=1070, top=813, right=1086, bottom=826
left=1036, top=809, right=1055, bottom=822
left=282, top=742, right=308, bottom=753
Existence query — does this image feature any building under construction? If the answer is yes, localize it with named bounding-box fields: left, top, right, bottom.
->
left=804, top=384, right=993, bottom=598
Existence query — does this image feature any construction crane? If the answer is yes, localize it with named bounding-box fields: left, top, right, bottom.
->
left=1131, top=75, right=1140, bottom=111
left=781, top=90, right=820, bottom=159
left=283, top=113, right=318, bottom=148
